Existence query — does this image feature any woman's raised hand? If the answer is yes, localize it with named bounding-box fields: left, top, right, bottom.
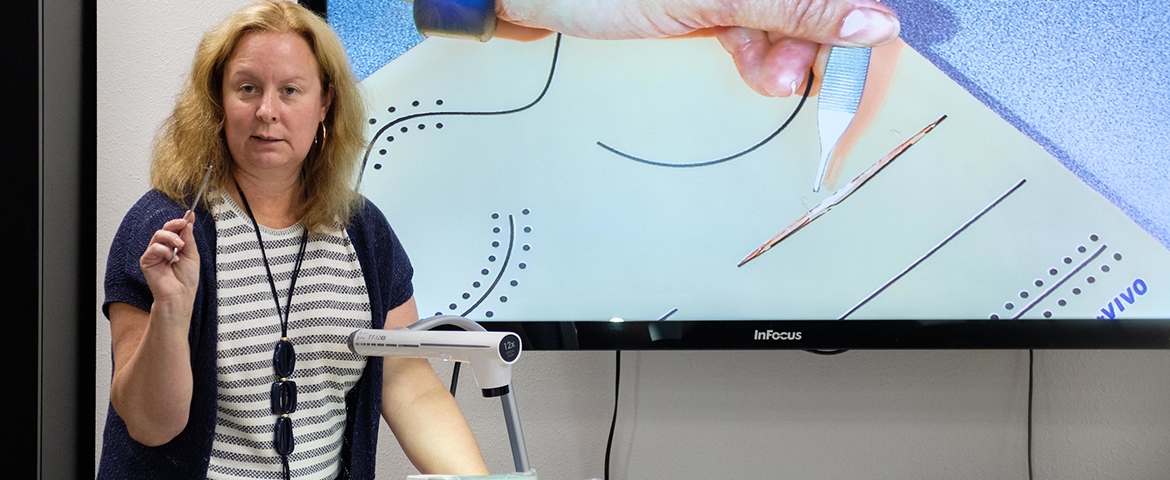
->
left=139, top=212, right=201, bottom=306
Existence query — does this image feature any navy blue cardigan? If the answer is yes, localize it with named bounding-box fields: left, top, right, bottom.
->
left=100, top=190, right=413, bottom=479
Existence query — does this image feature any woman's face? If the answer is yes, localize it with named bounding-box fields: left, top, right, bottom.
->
left=222, top=31, right=331, bottom=180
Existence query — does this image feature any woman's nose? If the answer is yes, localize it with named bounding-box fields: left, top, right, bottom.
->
left=256, top=92, right=278, bottom=122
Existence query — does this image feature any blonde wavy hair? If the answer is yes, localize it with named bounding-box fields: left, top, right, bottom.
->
left=150, top=0, right=365, bottom=233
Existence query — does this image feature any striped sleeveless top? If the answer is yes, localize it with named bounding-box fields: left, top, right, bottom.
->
left=206, top=191, right=373, bottom=479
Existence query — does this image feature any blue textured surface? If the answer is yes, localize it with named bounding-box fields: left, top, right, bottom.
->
left=331, top=0, right=1169, bottom=249
left=329, top=0, right=421, bottom=80
left=886, top=0, right=1170, bottom=249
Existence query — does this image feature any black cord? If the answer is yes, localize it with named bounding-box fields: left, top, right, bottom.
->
left=605, top=350, right=621, bottom=480
left=450, top=362, right=461, bottom=396
left=1028, top=349, right=1034, bottom=480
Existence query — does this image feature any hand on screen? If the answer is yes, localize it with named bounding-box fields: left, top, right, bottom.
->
left=496, top=0, right=900, bottom=97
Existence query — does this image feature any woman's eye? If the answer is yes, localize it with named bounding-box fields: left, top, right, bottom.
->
left=284, top=87, right=297, bottom=95
left=241, top=85, right=256, bottom=94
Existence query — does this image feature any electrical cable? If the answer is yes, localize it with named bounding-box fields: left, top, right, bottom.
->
left=450, top=362, right=461, bottom=396
left=1028, top=349, right=1034, bottom=480
left=605, top=350, right=621, bottom=480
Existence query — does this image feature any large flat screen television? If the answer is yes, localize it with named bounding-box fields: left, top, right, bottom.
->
left=322, top=0, right=1170, bottom=349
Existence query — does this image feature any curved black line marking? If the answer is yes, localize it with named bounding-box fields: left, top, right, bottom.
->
left=595, top=70, right=814, bottom=168
left=358, top=34, right=564, bottom=188
left=461, top=214, right=515, bottom=317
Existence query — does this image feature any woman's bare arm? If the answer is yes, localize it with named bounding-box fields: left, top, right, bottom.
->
left=108, top=215, right=200, bottom=446
left=380, top=296, right=490, bottom=475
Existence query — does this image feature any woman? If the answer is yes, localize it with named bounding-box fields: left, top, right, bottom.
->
left=100, top=2, right=488, bottom=478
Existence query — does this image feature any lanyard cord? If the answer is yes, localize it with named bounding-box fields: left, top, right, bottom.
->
left=235, top=182, right=307, bottom=480
left=235, top=182, right=308, bottom=338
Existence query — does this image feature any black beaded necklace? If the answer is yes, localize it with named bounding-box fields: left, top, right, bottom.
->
left=235, top=181, right=307, bottom=479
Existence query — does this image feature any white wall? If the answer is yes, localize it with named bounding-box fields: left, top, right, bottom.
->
left=97, top=1, right=1170, bottom=478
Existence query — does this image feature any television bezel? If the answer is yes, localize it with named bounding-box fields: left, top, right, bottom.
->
left=471, top=319, right=1170, bottom=350
left=314, top=2, right=1170, bottom=351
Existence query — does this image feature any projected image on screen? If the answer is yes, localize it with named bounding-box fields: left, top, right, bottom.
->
left=336, top=11, right=1169, bottom=323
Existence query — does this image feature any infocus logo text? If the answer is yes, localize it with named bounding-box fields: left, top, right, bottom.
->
left=753, top=329, right=801, bottom=341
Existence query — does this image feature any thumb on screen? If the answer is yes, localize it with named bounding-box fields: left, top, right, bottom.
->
left=703, top=0, right=900, bottom=47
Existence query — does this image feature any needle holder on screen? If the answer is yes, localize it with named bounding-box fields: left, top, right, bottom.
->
left=814, top=46, right=871, bottom=192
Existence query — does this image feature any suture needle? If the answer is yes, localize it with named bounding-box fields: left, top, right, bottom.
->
left=738, top=115, right=947, bottom=267
left=170, top=165, right=214, bottom=263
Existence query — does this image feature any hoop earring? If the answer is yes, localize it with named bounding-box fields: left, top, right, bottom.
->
left=314, top=122, right=328, bottom=150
